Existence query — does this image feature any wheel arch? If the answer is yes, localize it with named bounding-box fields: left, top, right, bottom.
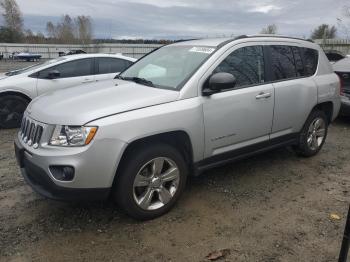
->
left=0, top=90, right=31, bottom=102
left=113, top=130, right=195, bottom=185
left=313, top=101, right=333, bottom=124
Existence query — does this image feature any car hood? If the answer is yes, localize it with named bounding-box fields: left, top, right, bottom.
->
left=27, top=79, right=179, bottom=125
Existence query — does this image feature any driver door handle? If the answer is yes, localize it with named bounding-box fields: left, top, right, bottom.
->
left=256, top=92, right=271, bottom=99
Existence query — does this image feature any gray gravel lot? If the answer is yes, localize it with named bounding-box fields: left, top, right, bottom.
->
left=0, top=119, right=349, bottom=261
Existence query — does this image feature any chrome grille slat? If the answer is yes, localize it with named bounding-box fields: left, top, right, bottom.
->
left=19, top=117, right=44, bottom=149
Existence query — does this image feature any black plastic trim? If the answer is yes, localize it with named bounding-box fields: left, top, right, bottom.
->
left=194, top=133, right=299, bottom=173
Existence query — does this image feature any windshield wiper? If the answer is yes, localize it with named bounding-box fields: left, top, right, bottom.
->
left=114, top=75, right=124, bottom=80
left=116, top=76, right=154, bottom=87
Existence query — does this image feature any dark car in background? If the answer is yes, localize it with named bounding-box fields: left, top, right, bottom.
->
left=333, top=57, right=350, bottom=115
left=59, top=49, right=87, bottom=57
left=325, top=50, right=345, bottom=64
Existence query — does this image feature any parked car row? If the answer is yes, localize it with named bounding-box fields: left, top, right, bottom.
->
left=0, top=53, right=136, bottom=128
left=332, top=57, right=350, bottom=116
left=11, top=35, right=341, bottom=220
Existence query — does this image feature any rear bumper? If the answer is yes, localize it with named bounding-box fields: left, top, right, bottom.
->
left=14, top=137, right=110, bottom=201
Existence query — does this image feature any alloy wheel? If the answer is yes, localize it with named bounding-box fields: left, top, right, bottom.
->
left=133, top=157, right=180, bottom=211
left=306, top=117, right=326, bottom=151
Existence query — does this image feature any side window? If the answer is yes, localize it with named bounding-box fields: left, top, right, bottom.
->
left=213, top=46, right=265, bottom=88
left=270, top=45, right=297, bottom=80
left=292, top=47, right=304, bottom=77
left=302, top=48, right=318, bottom=76
left=38, top=58, right=93, bottom=79
left=97, top=58, right=129, bottom=74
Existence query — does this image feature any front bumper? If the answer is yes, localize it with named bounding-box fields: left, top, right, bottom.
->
left=340, top=96, right=350, bottom=116
left=14, top=135, right=122, bottom=201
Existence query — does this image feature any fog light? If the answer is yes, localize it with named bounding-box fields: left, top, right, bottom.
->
left=50, top=166, right=75, bottom=181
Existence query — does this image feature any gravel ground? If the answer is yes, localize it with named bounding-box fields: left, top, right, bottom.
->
left=0, top=118, right=349, bottom=262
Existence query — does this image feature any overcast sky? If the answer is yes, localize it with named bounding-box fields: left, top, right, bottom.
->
left=16, top=0, right=349, bottom=39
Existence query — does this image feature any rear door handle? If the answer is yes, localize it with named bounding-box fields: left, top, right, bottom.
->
left=256, top=92, right=271, bottom=99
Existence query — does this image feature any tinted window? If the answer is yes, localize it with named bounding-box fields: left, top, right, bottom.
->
left=270, top=46, right=297, bottom=80
left=38, top=58, right=93, bottom=79
left=292, top=47, right=304, bottom=77
left=97, top=58, right=131, bottom=74
left=214, top=46, right=265, bottom=88
left=302, top=48, right=318, bottom=76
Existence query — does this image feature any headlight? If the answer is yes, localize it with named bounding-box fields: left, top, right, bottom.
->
left=49, top=125, right=98, bottom=147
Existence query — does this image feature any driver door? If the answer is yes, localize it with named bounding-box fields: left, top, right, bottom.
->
left=36, top=58, right=95, bottom=95
left=202, top=44, right=275, bottom=158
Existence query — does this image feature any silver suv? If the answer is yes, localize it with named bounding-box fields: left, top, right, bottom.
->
left=14, top=35, right=341, bottom=220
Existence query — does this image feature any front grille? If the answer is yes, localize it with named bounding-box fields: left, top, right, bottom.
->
left=20, top=117, right=43, bottom=148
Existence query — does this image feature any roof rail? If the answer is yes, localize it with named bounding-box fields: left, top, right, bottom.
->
left=217, top=35, right=248, bottom=48
left=245, top=34, right=314, bottom=43
left=174, top=38, right=200, bottom=43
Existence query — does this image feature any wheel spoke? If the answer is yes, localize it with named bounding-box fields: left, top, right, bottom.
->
left=138, top=188, right=154, bottom=209
left=307, top=135, right=313, bottom=145
left=158, top=187, right=172, bottom=204
left=152, top=158, right=164, bottom=176
left=161, top=167, right=179, bottom=182
left=134, top=174, right=151, bottom=187
left=311, top=135, right=318, bottom=149
left=316, top=129, right=325, bottom=137
left=313, top=119, right=321, bottom=130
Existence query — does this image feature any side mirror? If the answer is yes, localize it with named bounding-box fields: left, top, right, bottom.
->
left=47, top=70, right=60, bottom=79
left=203, top=72, right=236, bottom=96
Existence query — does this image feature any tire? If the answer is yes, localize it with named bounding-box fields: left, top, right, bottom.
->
left=294, top=110, right=328, bottom=157
left=0, top=95, right=29, bottom=129
left=113, top=143, right=188, bottom=220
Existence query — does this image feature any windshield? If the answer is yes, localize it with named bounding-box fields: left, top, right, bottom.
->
left=120, top=45, right=216, bottom=90
left=6, top=57, right=67, bottom=76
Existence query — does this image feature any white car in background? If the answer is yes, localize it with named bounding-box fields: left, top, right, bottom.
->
left=0, top=53, right=136, bottom=128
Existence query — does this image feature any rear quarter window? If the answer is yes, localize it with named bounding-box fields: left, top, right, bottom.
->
left=302, top=48, right=318, bottom=76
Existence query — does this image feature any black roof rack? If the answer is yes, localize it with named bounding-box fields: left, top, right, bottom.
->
left=174, top=38, right=200, bottom=43
left=241, top=34, right=314, bottom=43
left=215, top=34, right=315, bottom=50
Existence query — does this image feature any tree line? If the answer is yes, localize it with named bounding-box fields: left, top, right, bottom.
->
left=0, top=0, right=350, bottom=44
left=0, top=0, right=93, bottom=44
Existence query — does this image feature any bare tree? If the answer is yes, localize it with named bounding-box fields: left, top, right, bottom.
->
left=46, top=14, right=93, bottom=44
left=311, top=24, right=337, bottom=39
left=260, top=24, right=278, bottom=34
left=59, top=15, right=75, bottom=43
left=46, top=21, right=56, bottom=39
left=75, top=15, right=93, bottom=44
left=0, top=0, right=23, bottom=42
left=338, top=5, right=350, bottom=39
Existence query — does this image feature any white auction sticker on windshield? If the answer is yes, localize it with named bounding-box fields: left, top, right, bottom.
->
left=189, top=47, right=215, bottom=54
